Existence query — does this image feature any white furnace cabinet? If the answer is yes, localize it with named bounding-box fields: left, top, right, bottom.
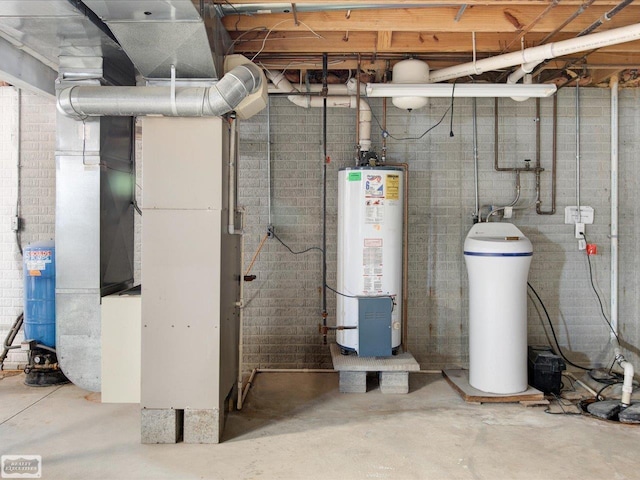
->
left=141, top=117, right=240, bottom=443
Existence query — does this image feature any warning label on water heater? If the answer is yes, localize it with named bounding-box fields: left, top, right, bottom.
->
left=365, top=199, right=384, bottom=224
left=365, top=175, right=384, bottom=198
left=363, top=238, right=383, bottom=294
left=386, top=174, right=399, bottom=200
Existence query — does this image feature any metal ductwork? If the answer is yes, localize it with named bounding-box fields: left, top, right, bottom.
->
left=82, top=0, right=230, bottom=80
left=57, top=63, right=264, bottom=117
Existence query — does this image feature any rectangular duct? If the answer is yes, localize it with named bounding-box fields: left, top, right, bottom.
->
left=55, top=56, right=135, bottom=392
left=83, top=0, right=231, bottom=80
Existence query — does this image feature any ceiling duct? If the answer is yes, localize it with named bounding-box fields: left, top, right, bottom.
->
left=57, top=62, right=264, bottom=117
left=83, top=0, right=231, bottom=80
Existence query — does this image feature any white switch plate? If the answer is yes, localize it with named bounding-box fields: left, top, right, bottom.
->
left=564, top=206, right=594, bottom=224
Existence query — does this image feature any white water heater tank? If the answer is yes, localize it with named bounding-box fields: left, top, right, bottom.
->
left=391, top=59, right=430, bottom=110
left=337, top=167, right=403, bottom=356
left=464, top=222, right=533, bottom=394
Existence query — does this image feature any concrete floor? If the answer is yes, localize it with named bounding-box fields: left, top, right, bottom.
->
left=1, top=371, right=639, bottom=480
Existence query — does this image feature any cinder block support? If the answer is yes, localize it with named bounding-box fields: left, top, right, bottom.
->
left=379, top=372, right=409, bottom=394
left=141, top=408, right=183, bottom=444
left=184, top=408, right=220, bottom=444
left=339, top=371, right=367, bottom=393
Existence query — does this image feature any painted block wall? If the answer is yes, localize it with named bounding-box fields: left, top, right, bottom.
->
left=2, top=87, right=640, bottom=376
left=238, top=89, right=640, bottom=373
left=0, top=88, right=56, bottom=368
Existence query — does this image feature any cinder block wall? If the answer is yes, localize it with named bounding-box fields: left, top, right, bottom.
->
left=2, top=87, right=639, bottom=374
left=0, top=88, right=56, bottom=368
left=238, top=89, right=640, bottom=372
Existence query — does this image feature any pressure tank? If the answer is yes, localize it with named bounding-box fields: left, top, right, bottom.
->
left=337, top=167, right=403, bottom=356
left=23, top=240, right=56, bottom=348
left=391, top=59, right=430, bottom=111
left=464, top=223, right=532, bottom=394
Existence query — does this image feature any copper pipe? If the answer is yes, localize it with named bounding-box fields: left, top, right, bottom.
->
left=494, top=98, right=544, bottom=174
left=384, top=162, right=409, bottom=352
left=382, top=98, right=387, bottom=161
left=355, top=53, right=361, bottom=163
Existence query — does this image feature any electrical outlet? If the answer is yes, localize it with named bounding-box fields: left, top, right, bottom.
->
left=564, top=206, right=594, bottom=224
left=575, top=222, right=585, bottom=239
left=11, top=216, right=21, bottom=232
left=267, top=224, right=275, bottom=238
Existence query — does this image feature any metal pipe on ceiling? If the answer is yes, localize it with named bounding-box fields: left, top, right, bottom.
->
left=218, top=3, right=447, bottom=15
left=57, top=63, right=262, bottom=117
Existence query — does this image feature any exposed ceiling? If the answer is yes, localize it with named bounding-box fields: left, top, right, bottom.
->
left=216, top=0, right=640, bottom=88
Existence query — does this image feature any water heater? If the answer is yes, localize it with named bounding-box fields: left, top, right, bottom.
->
left=337, top=167, right=403, bottom=356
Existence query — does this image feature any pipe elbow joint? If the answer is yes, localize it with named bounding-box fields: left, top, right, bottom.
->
left=57, top=86, right=84, bottom=119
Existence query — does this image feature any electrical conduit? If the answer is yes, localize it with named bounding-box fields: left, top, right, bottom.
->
left=610, top=75, right=619, bottom=338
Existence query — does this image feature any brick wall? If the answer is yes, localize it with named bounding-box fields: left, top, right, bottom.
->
left=2, top=86, right=639, bottom=374
left=0, top=88, right=56, bottom=368
left=238, top=89, right=640, bottom=372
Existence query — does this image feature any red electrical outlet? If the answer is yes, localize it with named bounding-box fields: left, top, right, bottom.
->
left=586, top=244, right=597, bottom=256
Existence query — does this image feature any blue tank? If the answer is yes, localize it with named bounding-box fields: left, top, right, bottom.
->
left=23, top=240, right=56, bottom=348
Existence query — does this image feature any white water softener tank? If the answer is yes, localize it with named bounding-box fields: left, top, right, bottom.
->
left=337, top=167, right=403, bottom=356
left=464, top=222, right=533, bottom=394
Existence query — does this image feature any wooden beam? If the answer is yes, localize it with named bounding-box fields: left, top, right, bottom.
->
left=377, top=31, right=393, bottom=51
left=589, top=68, right=625, bottom=85
left=222, top=5, right=640, bottom=34
left=230, top=30, right=640, bottom=55
left=216, top=1, right=628, bottom=6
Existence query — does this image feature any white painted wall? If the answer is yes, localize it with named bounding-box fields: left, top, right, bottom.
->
left=2, top=86, right=640, bottom=376
left=0, top=88, right=55, bottom=368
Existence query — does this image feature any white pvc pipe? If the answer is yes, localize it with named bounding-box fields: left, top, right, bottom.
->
left=268, top=78, right=364, bottom=96
left=610, top=75, right=619, bottom=338
left=429, top=22, right=640, bottom=83
left=507, top=61, right=541, bottom=85
left=289, top=95, right=372, bottom=152
left=267, top=70, right=372, bottom=152
left=615, top=348, right=634, bottom=406
left=509, top=72, right=534, bottom=102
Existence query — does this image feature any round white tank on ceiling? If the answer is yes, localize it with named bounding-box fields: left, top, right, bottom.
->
left=391, top=59, right=430, bottom=110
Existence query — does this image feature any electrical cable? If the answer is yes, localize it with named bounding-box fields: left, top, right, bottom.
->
left=370, top=81, right=457, bottom=141
left=580, top=233, right=619, bottom=343
left=371, top=105, right=451, bottom=141
left=544, top=393, right=583, bottom=415
left=251, top=19, right=323, bottom=61
left=527, top=282, right=592, bottom=371
left=325, top=284, right=396, bottom=311
left=561, top=373, right=577, bottom=392
left=15, top=88, right=22, bottom=256
left=325, top=284, right=359, bottom=299
left=595, top=381, right=622, bottom=400
left=449, top=82, right=456, bottom=137
left=271, top=231, right=323, bottom=255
